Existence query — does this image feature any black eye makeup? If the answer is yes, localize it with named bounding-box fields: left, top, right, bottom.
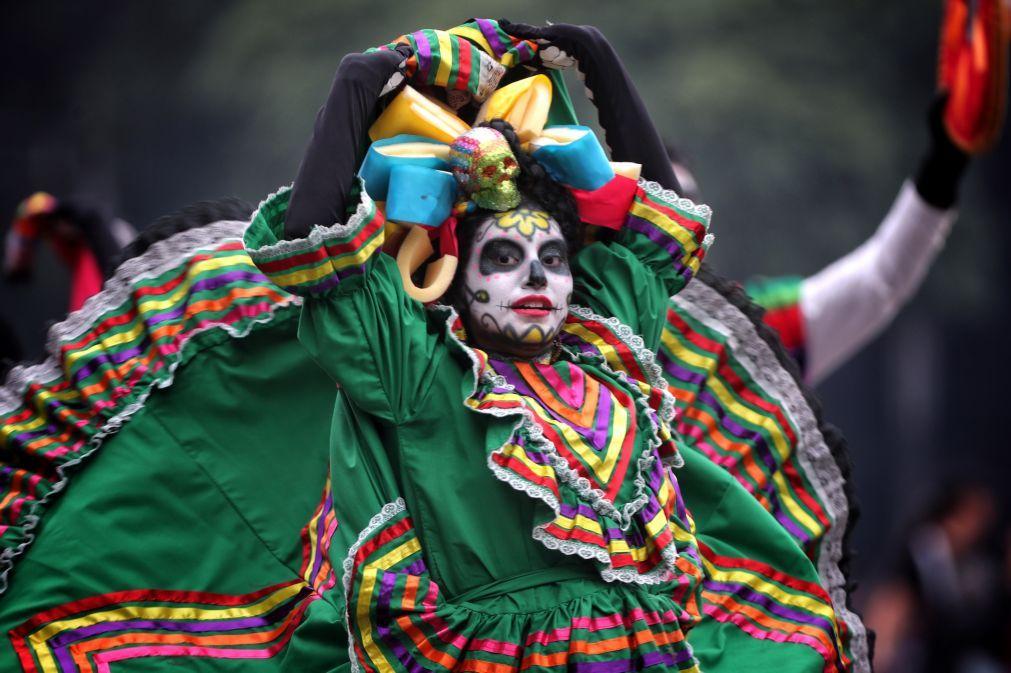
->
left=479, top=239, right=524, bottom=274
left=539, top=239, right=569, bottom=272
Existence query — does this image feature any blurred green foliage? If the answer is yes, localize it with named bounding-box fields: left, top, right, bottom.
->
left=3, top=1, right=1007, bottom=320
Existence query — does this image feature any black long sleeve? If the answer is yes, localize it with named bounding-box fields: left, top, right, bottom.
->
left=914, top=96, right=970, bottom=210
left=284, top=48, right=408, bottom=239
left=500, top=21, right=681, bottom=191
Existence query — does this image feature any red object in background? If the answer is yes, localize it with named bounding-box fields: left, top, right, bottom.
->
left=49, top=238, right=104, bottom=312
left=938, top=0, right=1010, bottom=153
left=762, top=303, right=806, bottom=355
left=6, top=192, right=106, bottom=312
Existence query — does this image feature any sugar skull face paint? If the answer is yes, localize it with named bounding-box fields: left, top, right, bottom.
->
left=461, top=205, right=572, bottom=359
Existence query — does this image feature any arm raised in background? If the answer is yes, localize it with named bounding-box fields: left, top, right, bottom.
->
left=500, top=20, right=681, bottom=189
left=284, top=47, right=410, bottom=238
left=795, top=97, right=967, bottom=384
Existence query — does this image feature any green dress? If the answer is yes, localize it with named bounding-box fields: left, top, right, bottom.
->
left=0, top=197, right=865, bottom=672
left=240, top=177, right=851, bottom=672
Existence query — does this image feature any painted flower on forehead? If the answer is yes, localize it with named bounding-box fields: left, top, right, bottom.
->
left=492, top=206, right=552, bottom=241
left=448, top=127, right=521, bottom=211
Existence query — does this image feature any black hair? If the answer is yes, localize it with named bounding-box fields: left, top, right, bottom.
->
left=448, top=119, right=582, bottom=309
left=117, top=197, right=253, bottom=265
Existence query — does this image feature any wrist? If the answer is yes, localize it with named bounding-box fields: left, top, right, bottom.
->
left=914, top=140, right=969, bottom=209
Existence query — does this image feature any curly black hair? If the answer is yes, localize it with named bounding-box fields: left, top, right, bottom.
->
left=116, top=197, right=254, bottom=265
left=448, top=119, right=583, bottom=309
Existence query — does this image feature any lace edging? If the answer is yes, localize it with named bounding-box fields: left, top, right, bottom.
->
left=567, top=304, right=679, bottom=427
left=439, top=302, right=685, bottom=584
left=245, top=181, right=377, bottom=260
left=674, top=276, right=869, bottom=672
left=0, top=221, right=299, bottom=595
left=340, top=498, right=407, bottom=673
left=0, top=220, right=259, bottom=414
left=637, top=178, right=713, bottom=228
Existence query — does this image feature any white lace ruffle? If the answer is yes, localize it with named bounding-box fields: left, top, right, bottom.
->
left=637, top=178, right=714, bottom=230
left=674, top=278, right=869, bottom=673
left=244, top=180, right=377, bottom=261
left=436, top=300, right=687, bottom=585
left=0, top=220, right=269, bottom=414
left=340, top=498, right=407, bottom=673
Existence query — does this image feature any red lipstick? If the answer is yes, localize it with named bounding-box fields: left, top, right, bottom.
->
left=509, top=294, right=556, bottom=318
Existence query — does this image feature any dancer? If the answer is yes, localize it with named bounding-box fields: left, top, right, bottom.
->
left=0, top=19, right=866, bottom=673
left=245, top=20, right=862, bottom=672
left=740, top=99, right=971, bottom=384
left=669, top=0, right=1007, bottom=384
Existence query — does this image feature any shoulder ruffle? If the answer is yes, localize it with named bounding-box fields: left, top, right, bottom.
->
left=619, top=179, right=715, bottom=295
left=0, top=221, right=298, bottom=594
left=443, top=304, right=704, bottom=603
left=243, top=184, right=386, bottom=297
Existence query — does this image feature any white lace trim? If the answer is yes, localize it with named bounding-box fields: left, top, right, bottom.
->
left=0, top=220, right=299, bottom=595
left=673, top=279, right=869, bottom=673
left=0, top=220, right=266, bottom=413
left=340, top=498, right=407, bottom=673
left=637, top=178, right=713, bottom=229
left=245, top=181, right=376, bottom=261
left=566, top=304, right=680, bottom=434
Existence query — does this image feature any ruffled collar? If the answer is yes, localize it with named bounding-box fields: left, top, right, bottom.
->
left=439, top=303, right=704, bottom=603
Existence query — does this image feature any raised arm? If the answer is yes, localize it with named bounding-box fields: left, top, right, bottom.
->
left=500, top=21, right=681, bottom=188
left=502, top=22, right=710, bottom=351
left=795, top=98, right=966, bottom=383
left=284, top=47, right=409, bottom=238
left=245, top=47, right=453, bottom=423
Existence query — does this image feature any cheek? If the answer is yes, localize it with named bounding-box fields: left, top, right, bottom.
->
left=551, top=269, right=574, bottom=293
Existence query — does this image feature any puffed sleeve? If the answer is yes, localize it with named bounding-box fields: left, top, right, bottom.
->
left=571, top=179, right=713, bottom=353
left=245, top=185, right=451, bottom=424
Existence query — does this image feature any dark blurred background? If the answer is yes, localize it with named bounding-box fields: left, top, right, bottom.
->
left=1, top=0, right=1009, bottom=660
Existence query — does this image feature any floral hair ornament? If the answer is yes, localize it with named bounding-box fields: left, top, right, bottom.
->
left=361, top=22, right=643, bottom=301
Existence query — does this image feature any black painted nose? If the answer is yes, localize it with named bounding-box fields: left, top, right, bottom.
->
left=525, top=260, right=547, bottom=289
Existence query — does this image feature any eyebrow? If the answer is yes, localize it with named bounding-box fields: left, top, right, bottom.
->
left=539, top=238, right=566, bottom=251
left=481, top=238, right=524, bottom=253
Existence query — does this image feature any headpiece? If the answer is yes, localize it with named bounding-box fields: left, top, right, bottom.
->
left=360, top=20, right=643, bottom=301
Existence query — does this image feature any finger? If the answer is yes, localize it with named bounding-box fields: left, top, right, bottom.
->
left=380, top=72, right=405, bottom=97
left=498, top=19, right=544, bottom=40
left=393, top=43, right=414, bottom=61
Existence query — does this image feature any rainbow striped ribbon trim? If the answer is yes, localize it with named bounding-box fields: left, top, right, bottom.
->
left=9, top=478, right=337, bottom=672
left=622, top=183, right=713, bottom=295
left=700, top=542, right=851, bottom=673
left=660, top=305, right=831, bottom=553
left=344, top=499, right=702, bottom=673
left=244, top=186, right=385, bottom=297
left=0, top=221, right=297, bottom=592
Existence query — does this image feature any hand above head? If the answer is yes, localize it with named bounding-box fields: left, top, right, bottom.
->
left=372, top=28, right=514, bottom=106
left=284, top=46, right=413, bottom=239
left=497, top=21, right=608, bottom=70
left=499, top=20, right=681, bottom=191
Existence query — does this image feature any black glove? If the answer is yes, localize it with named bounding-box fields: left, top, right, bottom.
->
left=284, top=46, right=411, bottom=239
left=499, top=20, right=681, bottom=191
left=914, top=94, right=970, bottom=210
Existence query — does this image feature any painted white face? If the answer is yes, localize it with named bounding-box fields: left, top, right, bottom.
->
left=460, top=204, right=573, bottom=359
